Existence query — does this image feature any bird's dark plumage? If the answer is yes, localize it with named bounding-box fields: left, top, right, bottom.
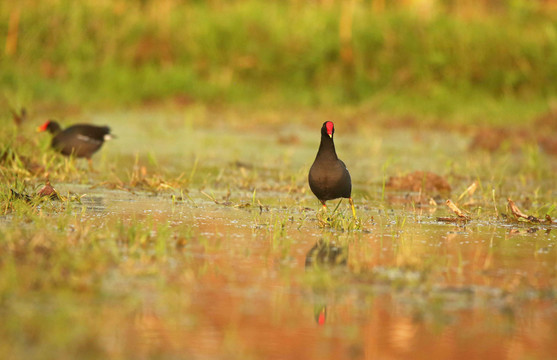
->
left=38, top=120, right=113, bottom=159
left=308, top=121, right=355, bottom=216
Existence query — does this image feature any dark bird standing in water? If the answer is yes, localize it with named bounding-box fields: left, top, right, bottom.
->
left=308, top=121, right=356, bottom=216
left=38, top=120, right=114, bottom=168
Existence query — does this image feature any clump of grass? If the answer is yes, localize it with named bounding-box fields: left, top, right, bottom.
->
left=0, top=173, right=79, bottom=215
left=316, top=203, right=363, bottom=231
left=101, top=155, right=188, bottom=194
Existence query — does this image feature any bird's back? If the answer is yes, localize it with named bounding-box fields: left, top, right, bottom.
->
left=52, top=124, right=111, bottom=158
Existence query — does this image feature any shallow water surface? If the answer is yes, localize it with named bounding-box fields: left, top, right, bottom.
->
left=44, top=186, right=557, bottom=359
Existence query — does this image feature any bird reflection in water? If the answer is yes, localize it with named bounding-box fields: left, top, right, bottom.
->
left=305, top=239, right=348, bottom=325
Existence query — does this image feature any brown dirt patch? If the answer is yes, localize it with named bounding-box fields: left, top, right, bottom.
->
left=385, top=171, right=451, bottom=194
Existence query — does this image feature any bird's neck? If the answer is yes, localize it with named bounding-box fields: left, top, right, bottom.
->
left=316, top=135, right=338, bottom=161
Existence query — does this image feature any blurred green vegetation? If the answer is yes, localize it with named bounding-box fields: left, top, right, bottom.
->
left=1, top=0, right=556, bottom=122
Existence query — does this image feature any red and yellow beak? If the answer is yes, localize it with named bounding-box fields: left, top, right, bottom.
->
left=325, top=121, right=334, bottom=138
left=37, top=121, right=50, bottom=132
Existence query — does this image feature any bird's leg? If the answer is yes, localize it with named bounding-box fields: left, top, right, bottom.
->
left=317, top=200, right=331, bottom=224
left=349, top=197, right=356, bottom=218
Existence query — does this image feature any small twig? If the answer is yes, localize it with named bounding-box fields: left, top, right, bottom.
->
left=200, top=190, right=219, bottom=204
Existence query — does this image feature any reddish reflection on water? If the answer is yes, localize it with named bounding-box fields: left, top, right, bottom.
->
left=107, top=200, right=557, bottom=360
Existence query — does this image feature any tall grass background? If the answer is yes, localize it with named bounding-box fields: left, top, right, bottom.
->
left=1, top=0, right=556, bottom=122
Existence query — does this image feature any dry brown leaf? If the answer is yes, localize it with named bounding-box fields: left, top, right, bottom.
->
left=507, top=198, right=529, bottom=219
left=507, top=198, right=544, bottom=224
left=446, top=199, right=469, bottom=219
left=37, top=179, right=59, bottom=200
